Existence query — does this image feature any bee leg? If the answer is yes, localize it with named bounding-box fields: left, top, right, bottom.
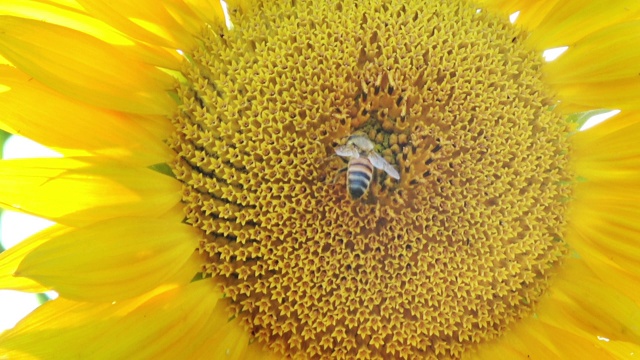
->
left=317, top=153, right=337, bottom=167
left=331, top=167, right=347, bottom=184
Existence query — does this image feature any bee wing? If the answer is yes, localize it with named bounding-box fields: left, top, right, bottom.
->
left=335, top=144, right=359, bottom=158
left=368, top=152, right=400, bottom=179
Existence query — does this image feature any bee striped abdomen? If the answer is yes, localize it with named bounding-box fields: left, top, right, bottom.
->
left=347, top=157, right=374, bottom=199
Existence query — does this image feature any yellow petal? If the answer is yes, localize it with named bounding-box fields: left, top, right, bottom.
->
left=542, top=259, right=640, bottom=345
left=16, top=216, right=200, bottom=302
left=125, top=41, right=184, bottom=70
left=554, top=78, right=640, bottom=113
left=599, top=341, right=640, bottom=359
left=568, top=200, right=640, bottom=279
left=0, top=0, right=129, bottom=46
left=0, top=65, right=173, bottom=165
left=478, top=0, right=560, bottom=31
left=76, top=0, right=198, bottom=50
left=526, top=0, right=640, bottom=50
left=0, top=281, right=223, bottom=359
left=490, top=293, right=631, bottom=360
left=183, top=0, right=227, bottom=29
left=545, top=20, right=640, bottom=83
left=0, top=16, right=175, bottom=115
left=544, top=21, right=640, bottom=111
left=0, top=298, right=114, bottom=359
left=577, top=110, right=639, bottom=138
left=569, top=113, right=640, bottom=292
left=161, top=0, right=208, bottom=38
left=0, top=157, right=180, bottom=226
left=537, top=323, right=618, bottom=359
left=0, top=225, right=69, bottom=292
left=0, top=0, right=182, bottom=69
left=173, top=299, right=251, bottom=359
left=573, top=112, right=640, bottom=174
left=572, top=244, right=640, bottom=304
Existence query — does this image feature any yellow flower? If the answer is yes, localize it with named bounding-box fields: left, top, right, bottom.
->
left=1, top=0, right=639, bottom=358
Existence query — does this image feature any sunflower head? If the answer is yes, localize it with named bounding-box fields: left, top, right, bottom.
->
left=171, top=0, right=572, bottom=357
left=1, top=0, right=640, bottom=359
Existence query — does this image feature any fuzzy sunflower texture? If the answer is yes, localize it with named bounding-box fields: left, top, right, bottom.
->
left=0, top=0, right=639, bottom=358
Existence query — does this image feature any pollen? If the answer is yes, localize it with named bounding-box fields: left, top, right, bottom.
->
left=169, top=0, right=573, bottom=358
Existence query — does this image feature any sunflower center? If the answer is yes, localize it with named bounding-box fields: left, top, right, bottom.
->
left=169, top=0, right=573, bottom=358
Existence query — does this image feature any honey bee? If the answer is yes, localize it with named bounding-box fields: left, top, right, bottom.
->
left=334, top=134, right=400, bottom=199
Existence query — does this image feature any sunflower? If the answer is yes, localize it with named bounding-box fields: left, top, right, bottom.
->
left=0, top=0, right=639, bottom=358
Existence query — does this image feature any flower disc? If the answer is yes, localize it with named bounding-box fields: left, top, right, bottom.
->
left=170, top=0, right=573, bottom=358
